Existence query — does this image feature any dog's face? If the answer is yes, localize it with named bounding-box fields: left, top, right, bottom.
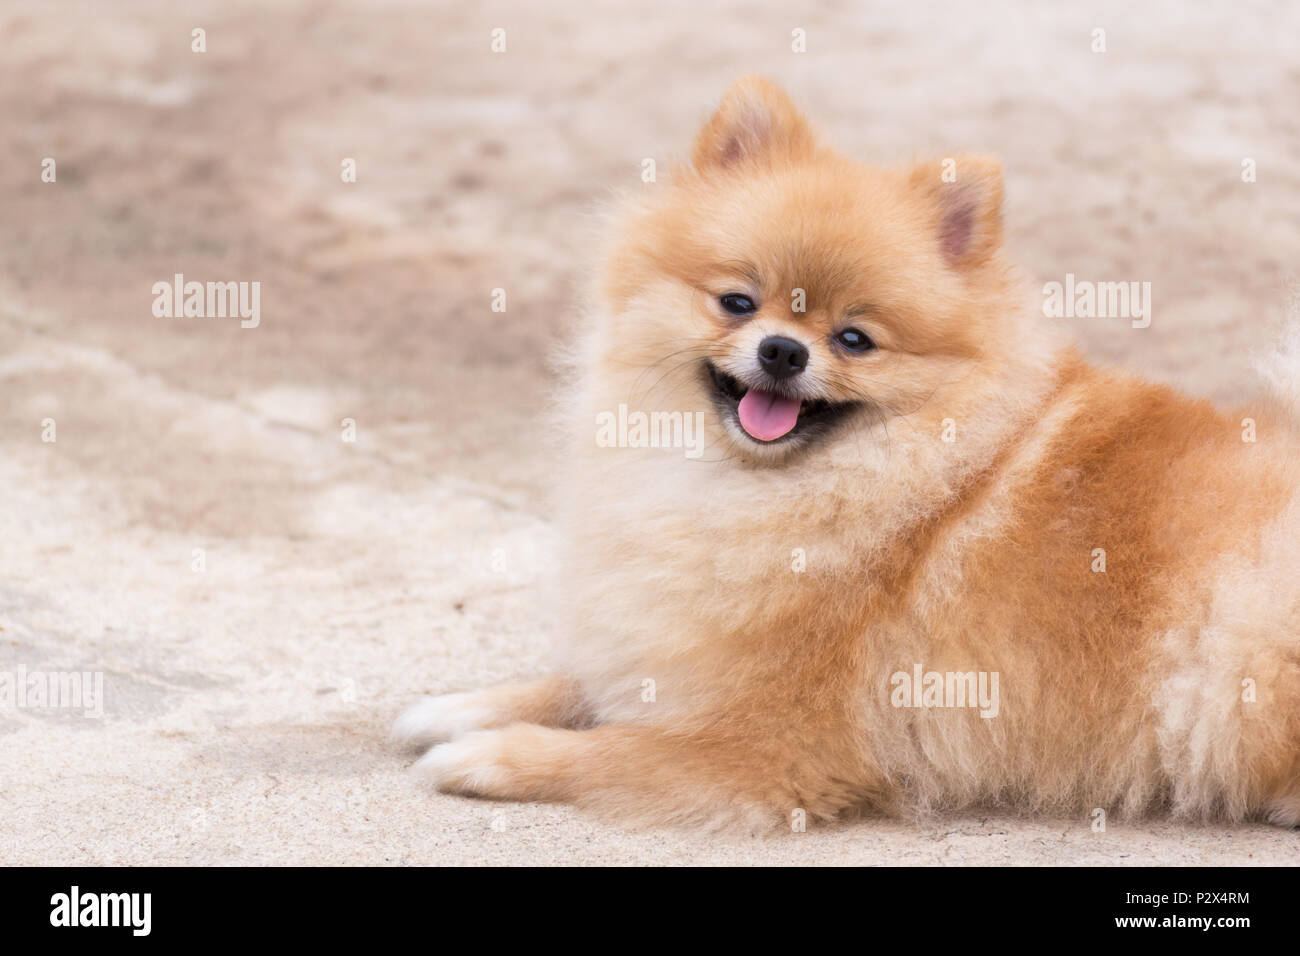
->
left=599, top=77, right=1016, bottom=462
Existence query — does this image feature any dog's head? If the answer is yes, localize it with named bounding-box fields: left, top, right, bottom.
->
left=596, top=77, right=1024, bottom=463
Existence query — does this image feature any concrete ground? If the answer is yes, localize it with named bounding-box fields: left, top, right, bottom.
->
left=2, top=0, right=1298, bottom=864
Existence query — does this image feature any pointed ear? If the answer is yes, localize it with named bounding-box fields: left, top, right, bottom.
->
left=909, top=156, right=1004, bottom=269
left=691, top=76, right=816, bottom=173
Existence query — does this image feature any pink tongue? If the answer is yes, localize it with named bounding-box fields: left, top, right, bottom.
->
left=737, top=388, right=801, bottom=441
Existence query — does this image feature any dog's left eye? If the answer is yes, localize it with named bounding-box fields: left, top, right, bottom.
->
left=834, top=328, right=876, bottom=352
left=719, top=293, right=757, bottom=316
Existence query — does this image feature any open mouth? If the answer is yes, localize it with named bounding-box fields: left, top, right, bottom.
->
left=704, top=361, right=862, bottom=445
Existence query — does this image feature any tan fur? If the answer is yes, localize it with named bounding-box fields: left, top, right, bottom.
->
left=397, top=77, right=1300, bottom=830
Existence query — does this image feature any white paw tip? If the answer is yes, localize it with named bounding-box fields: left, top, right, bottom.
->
left=413, top=732, right=510, bottom=795
left=391, top=693, right=490, bottom=749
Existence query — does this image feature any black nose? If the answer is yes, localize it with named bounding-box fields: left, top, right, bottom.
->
left=757, top=336, right=809, bottom=380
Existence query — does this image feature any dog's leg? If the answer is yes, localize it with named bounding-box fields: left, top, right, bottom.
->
left=1260, top=753, right=1300, bottom=827
left=392, top=675, right=589, bottom=750
left=413, top=721, right=855, bottom=830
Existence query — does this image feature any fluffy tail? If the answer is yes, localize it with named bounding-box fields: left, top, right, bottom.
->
left=1255, top=299, right=1300, bottom=422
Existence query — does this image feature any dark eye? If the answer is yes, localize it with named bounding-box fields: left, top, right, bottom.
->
left=834, top=328, right=876, bottom=353
left=719, top=293, right=757, bottom=316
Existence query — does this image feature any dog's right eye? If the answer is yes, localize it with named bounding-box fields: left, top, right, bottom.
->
left=719, top=293, right=757, bottom=316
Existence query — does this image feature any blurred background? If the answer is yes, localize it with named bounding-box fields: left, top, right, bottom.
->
left=2, top=0, right=1298, bottom=864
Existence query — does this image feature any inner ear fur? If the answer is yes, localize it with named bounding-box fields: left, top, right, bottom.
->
left=691, top=76, right=817, bottom=173
left=909, top=155, right=1005, bottom=268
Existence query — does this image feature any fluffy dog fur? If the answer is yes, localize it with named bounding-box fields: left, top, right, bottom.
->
left=395, top=78, right=1300, bottom=830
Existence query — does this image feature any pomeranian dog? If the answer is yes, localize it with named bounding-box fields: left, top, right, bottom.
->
left=395, top=77, right=1300, bottom=830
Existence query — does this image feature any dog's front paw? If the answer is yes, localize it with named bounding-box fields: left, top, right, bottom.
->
left=391, top=693, right=494, bottom=750
left=413, top=730, right=513, bottom=797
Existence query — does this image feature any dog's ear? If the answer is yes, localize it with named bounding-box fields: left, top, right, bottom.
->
left=908, top=155, right=1004, bottom=269
left=692, top=76, right=816, bottom=173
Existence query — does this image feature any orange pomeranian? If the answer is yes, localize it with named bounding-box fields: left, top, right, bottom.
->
left=395, top=77, right=1300, bottom=831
